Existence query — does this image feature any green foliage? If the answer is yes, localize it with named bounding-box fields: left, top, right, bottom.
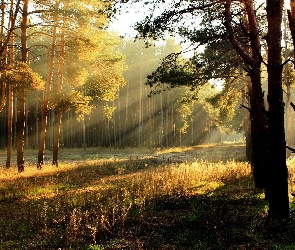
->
left=1, top=62, right=45, bottom=91
left=50, top=90, right=94, bottom=117
left=82, top=56, right=126, bottom=102
left=63, top=33, right=126, bottom=116
left=49, top=92, right=73, bottom=111
left=176, top=88, right=198, bottom=133
left=103, top=105, right=116, bottom=121
left=27, top=1, right=127, bottom=120
left=71, top=91, right=94, bottom=119
left=144, top=39, right=242, bottom=135
left=118, top=0, right=251, bottom=136
left=206, top=77, right=244, bottom=133
left=146, top=53, right=205, bottom=93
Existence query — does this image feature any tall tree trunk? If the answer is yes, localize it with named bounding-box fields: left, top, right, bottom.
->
left=123, top=81, right=129, bottom=148
left=17, top=0, right=28, bottom=172
left=66, top=110, right=70, bottom=147
left=224, top=0, right=269, bottom=189
left=243, top=81, right=252, bottom=162
left=6, top=80, right=13, bottom=168
left=37, top=13, right=58, bottom=169
left=117, top=94, right=122, bottom=149
left=287, top=0, right=295, bottom=156
left=283, top=9, right=292, bottom=158
left=266, top=0, right=289, bottom=218
left=0, top=80, right=5, bottom=112
left=0, top=0, right=6, bottom=113
left=107, top=114, right=111, bottom=149
left=70, top=109, right=73, bottom=147
left=165, top=93, right=169, bottom=147
left=138, top=65, right=143, bottom=149
left=288, top=0, right=295, bottom=64
left=159, top=92, right=164, bottom=148
left=6, top=0, right=15, bottom=168
left=82, top=114, right=87, bottom=150
left=0, top=0, right=20, bottom=112
left=112, top=100, right=117, bottom=149
left=248, top=68, right=269, bottom=189
left=52, top=32, right=64, bottom=166
left=147, top=90, right=152, bottom=148
left=35, top=93, right=39, bottom=149
left=16, top=66, right=26, bottom=172
left=245, top=0, right=269, bottom=190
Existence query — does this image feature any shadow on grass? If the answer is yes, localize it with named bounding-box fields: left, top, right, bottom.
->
left=0, top=157, right=180, bottom=249
left=98, top=175, right=295, bottom=250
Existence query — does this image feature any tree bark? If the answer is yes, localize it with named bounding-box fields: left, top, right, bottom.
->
left=287, top=0, right=295, bottom=157
left=37, top=12, right=58, bottom=169
left=287, top=0, right=295, bottom=65
left=81, top=114, right=87, bottom=150
left=248, top=67, right=269, bottom=189
left=266, top=0, right=289, bottom=218
left=224, top=0, right=269, bottom=189
left=243, top=81, right=252, bottom=162
left=16, top=0, right=29, bottom=172
left=52, top=31, right=64, bottom=167
left=0, top=0, right=6, bottom=113
left=6, top=1, right=15, bottom=167
left=6, top=80, right=13, bottom=168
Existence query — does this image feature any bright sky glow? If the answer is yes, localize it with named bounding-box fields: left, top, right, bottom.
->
left=108, top=13, right=140, bottom=37
left=108, top=2, right=149, bottom=38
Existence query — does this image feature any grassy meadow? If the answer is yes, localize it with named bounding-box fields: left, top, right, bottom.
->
left=1, top=143, right=295, bottom=249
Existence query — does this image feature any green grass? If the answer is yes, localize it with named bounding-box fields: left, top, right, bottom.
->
left=0, top=143, right=295, bottom=249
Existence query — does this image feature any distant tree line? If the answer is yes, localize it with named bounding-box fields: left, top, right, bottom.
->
left=0, top=39, right=224, bottom=152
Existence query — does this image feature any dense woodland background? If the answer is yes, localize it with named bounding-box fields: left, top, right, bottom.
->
left=0, top=0, right=250, bottom=156
left=0, top=38, right=244, bottom=151
left=1, top=36, right=295, bottom=151
left=1, top=1, right=295, bottom=158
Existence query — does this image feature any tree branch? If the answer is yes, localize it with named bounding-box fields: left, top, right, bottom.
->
left=27, top=31, right=54, bottom=38
left=282, top=57, right=292, bottom=67
left=240, top=104, right=250, bottom=112
left=0, top=0, right=21, bottom=55
left=286, top=145, right=295, bottom=153
left=223, top=0, right=256, bottom=68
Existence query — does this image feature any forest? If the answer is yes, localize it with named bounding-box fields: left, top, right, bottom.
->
left=1, top=0, right=295, bottom=249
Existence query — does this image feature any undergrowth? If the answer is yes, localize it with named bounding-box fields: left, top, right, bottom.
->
left=0, top=144, right=294, bottom=249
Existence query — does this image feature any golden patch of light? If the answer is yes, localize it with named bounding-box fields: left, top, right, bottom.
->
left=27, top=184, right=60, bottom=200
left=191, top=180, right=224, bottom=195
left=0, top=161, right=80, bottom=182
left=156, top=146, right=195, bottom=155
left=156, top=142, right=245, bottom=155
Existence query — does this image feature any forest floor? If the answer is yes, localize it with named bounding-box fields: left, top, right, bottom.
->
left=0, top=143, right=295, bottom=249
